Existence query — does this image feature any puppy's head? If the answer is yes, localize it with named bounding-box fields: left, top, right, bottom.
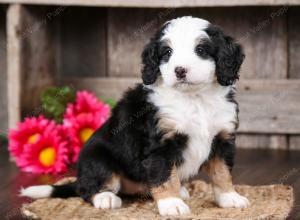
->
left=141, top=16, right=244, bottom=87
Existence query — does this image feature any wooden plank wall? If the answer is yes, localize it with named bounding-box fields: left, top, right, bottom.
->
left=288, top=7, right=300, bottom=150
left=7, top=5, right=57, bottom=127
left=107, top=8, right=161, bottom=77
left=1, top=0, right=300, bottom=8
left=0, top=6, right=7, bottom=134
left=59, top=7, right=107, bottom=77
left=214, top=7, right=288, bottom=149
left=7, top=5, right=299, bottom=150
left=7, top=4, right=22, bottom=129
left=20, top=6, right=56, bottom=116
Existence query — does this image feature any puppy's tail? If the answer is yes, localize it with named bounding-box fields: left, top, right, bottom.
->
left=20, top=181, right=78, bottom=199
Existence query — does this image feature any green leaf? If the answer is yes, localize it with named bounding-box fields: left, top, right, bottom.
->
left=98, top=96, right=117, bottom=109
left=105, top=98, right=117, bottom=109
left=41, top=86, right=76, bottom=123
left=0, top=133, right=8, bottom=145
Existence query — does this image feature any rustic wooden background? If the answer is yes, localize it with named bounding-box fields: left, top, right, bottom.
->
left=0, top=6, right=7, bottom=134
left=0, top=3, right=300, bottom=150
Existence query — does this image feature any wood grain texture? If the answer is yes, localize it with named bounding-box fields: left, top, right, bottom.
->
left=107, top=8, right=162, bottom=77
left=289, top=136, right=300, bottom=150
left=0, top=0, right=300, bottom=7
left=237, top=80, right=300, bottom=134
left=0, top=6, right=7, bottom=133
left=61, top=77, right=300, bottom=134
left=236, top=134, right=287, bottom=149
left=7, top=4, right=22, bottom=129
left=60, top=77, right=140, bottom=100
left=58, top=7, right=106, bottom=77
left=20, top=6, right=56, bottom=117
left=288, top=7, right=300, bottom=79
left=288, top=8, right=300, bottom=150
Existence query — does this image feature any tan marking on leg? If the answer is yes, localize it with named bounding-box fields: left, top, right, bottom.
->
left=91, top=173, right=121, bottom=204
left=120, top=176, right=149, bottom=196
left=151, top=165, right=181, bottom=201
left=100, top=173, right=121, bottom=194
left=202, top=158, right=234, bottom=193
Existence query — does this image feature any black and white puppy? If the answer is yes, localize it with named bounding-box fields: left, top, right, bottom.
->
left=21, top=16, right=249, bottom=216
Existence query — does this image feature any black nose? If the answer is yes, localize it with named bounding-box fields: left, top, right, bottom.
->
left=175, top=66, right=187, bottom=79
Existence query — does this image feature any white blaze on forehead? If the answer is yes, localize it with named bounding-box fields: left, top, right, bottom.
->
left=161, top=16, right=210, bottom=43
left=158, top=16, right=215, bottom=87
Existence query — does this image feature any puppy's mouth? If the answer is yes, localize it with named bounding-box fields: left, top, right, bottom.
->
left=174, top=79, right=211, bottom=91
left=175, top=79, right=197, bottom=86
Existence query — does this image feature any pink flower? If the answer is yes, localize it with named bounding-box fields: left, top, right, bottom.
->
left=63, top=91, right=110, bottom=163
left=20, top=125, right=69, bottom=174
left=64, top=113, right=106, bottom=163
left=8, top=116, right=54, bottom=160
left=8, top=116, right=70, bottom=174
left=64, top=91, right=110, bottom=122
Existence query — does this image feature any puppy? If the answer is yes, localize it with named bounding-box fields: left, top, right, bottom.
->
left=21, top=16, right=249, bottom=216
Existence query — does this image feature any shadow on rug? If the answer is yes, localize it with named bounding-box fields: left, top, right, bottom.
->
left=21, top=177, right=294, bottom=220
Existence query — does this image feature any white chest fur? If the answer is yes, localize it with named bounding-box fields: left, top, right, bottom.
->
left=148, top=84, right=237, bottom=181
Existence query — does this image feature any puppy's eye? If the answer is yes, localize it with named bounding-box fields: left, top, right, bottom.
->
left=163, top=47, right=172, bottom=56
left=160, top=47, right=173, bottom=61
left=196, top=46, right=205, bottom=55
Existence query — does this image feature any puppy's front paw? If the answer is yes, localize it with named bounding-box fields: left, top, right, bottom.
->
left=93, top=192, right=122, bottom=209
left=179, top=186, right=190, bottom=200
left=157, top=197, right=191, bottom=216
left=215, top=191, right=250, bottom=208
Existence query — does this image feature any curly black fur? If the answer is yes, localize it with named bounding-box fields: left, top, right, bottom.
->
left=73, top=85, right=187, bottom=202
left=205, top=25, right=245, bottom=86
left=208, top=133, right=236, bottom=171
left=141, top=23, right=169, bottom=85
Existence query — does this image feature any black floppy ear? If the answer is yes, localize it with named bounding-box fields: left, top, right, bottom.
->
left=206, top=25, right=245, bottom=86
left=141, top=38, right=160, bottom=85
left=141, top=22, right=170, bottom=85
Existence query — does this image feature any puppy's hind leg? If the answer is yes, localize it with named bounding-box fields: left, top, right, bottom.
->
left=77, top=150, right=122, bottom=209
left=92, top=174, right=122, bottom=209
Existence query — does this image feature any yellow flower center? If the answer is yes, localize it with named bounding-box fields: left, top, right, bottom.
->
left=79, top=128, right=94, bottom=143
left=39, top=147, right=56, bottom=167
left=28, top=133, right=39, bottom=144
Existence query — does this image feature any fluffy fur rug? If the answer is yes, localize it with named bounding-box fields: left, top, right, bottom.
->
left=21, top=177, right=294, bottom=220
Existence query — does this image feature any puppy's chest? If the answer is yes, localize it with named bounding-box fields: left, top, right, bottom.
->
left=162, top=99, right=231, bottom=135
left=149, top=87, right=237, bottom=180
left=152, top=89, right=236, bottom=138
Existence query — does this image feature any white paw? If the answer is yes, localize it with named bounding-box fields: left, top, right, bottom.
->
left=92, top=192, right=122, bottom=209
left=179, top=186, right=190, bottom=200
left=215, top=191, right=250, bottom=208
left=157, top=197, right=191, bottom=216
